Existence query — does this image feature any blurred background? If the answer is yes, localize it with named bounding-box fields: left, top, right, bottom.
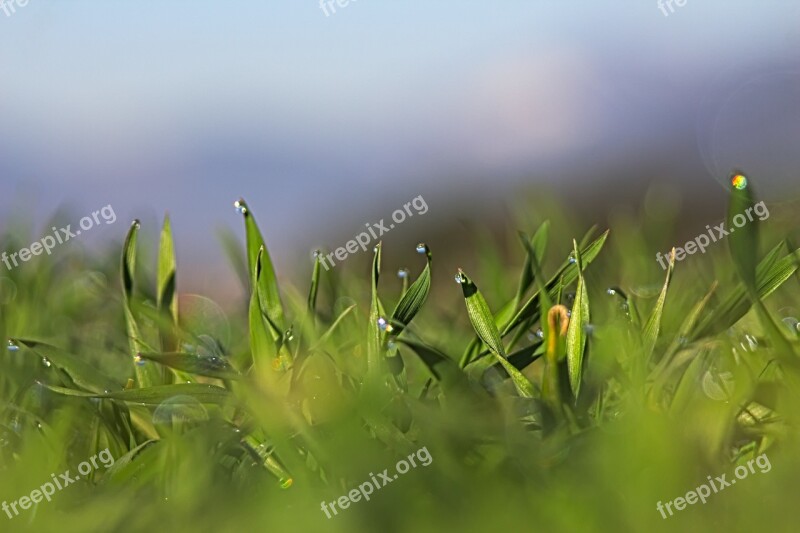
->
left=1, top=0, right=799, bottom=302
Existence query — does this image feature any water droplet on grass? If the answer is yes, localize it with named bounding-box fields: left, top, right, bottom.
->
left=397, top=268, right=409, bottom=279
left=234, top=199, right=248, bottom=215
left=731, top=173, right=748, bottom=190
left=7, top=340, right=19, bottom=352
left=416, top=243, right=427, bottom=254
left=279, top=477, right=293, bottom=489
left=41, top=358, right=51, bottom=368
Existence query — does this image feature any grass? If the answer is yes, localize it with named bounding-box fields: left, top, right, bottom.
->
left=2, top=177, right=800, bottom=532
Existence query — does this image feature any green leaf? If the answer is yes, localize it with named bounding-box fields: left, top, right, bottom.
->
left=727, top=172, right=759, bottom=289
left=136, top=352, right=242, bottom=380
left=691, top=243, right=799, bottom=339
left=503, top=230, right=609, bottom=336
left=643, top=249, right=675, bottom=363
left=12, top=339, right=118, bottom=394
left=367, top=242, right=385, bottom=376
left=388, top=244, right=432, bottom=336
left=456, top=270, right=536, bottom=398
left=235, top=198, right=285, bottom=337
left=157, top=214, right=178, bottom=322
left=248, top=248, right=277, bottom=371
left=565, top=240, right=590, bottom=399
left=121, top=220, right=164, bottom=388
left=42, top=383, right=232, bottom=405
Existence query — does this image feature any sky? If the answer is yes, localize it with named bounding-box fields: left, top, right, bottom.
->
left=1, top=1, right=799, bottom=296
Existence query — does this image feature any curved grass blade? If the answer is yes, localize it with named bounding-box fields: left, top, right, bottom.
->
left=248, top=248, right=277, bottom=371
left=121, top=220, right=164, bottom=387
left=566, top=240, right=590, bottom=399
left=726, top=174, right=793, bottom=357
left=12, top=339, right=118, bottom=394
left=456, top=269, right=535, bottom=398
left=643, top=249, right=675, bottom=363
left=367, top=242, right=385, bottom=376
left=691, top=243, right=799, bottom=339
left=503, top=230, right=609, bottom=336
left=235, top=198, right=285, bottom=336
left=136, top=352, right=242, bottom=380
left=41, top=383, right=232, bottom=405
left=388, top=244, right=432, bottom=337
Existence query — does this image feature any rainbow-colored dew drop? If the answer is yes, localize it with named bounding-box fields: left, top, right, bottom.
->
left=731, top=173, right=748, bottom=190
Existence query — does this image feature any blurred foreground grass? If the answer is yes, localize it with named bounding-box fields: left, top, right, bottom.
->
left=1, top=177, right=800, bottom=532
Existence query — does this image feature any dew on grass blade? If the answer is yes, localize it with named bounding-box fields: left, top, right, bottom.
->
left=234, top=199, right=248, bottom=215
left=397, top=268, right=409, bottom=279
left=731, top=173, right=748, bottom=190
left=41, top=358, right=51, bottom=368
left=312, top=249, right=321, bottom=259
left=133, top=354, right=146, bottom=367
left=279, top=477, right=293, bottom=489
left=416, top=243, right=427, bottom=254
left=377, top=317, right=393, bottom=332
left=7, top=340, right=19, bottom=352
left=454, top=271, right=466, bottom=284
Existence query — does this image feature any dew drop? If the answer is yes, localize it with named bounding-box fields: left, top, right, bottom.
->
left=454, top=271, right=466, bottom=284
left=416, top=243, right=427, bottom=254
left=397, top=268, right=409, bottom=279
left=731, top=173, right=748, bottom=190
left=284, top=329, right=294, bottom=342
left=41, top=357, right=52, bottom=368
left=377, top=317, right=388, bottom=331
left=7, top=340, right=19, bottom=352
left=606, top=288, right=616, bottom=295
left=536, top=328, right=544, bottom=339
left=133, top=354, right=146, bottom=367
left=234, top=199, right=248, bottom=215
left=279, top=477, right=293, bottom=489
left=782, top=316, right=799, bottom=334
left=568, top=255, right=577, bottom=264
left=132, top=219, right=141, bottom=229
left=312, top=249, right=322, bottom=259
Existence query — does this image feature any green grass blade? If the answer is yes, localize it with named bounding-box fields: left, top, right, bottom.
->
left=456, top=269, right=536, bottom=397
left=136, top=352, right=242, bottom=380
left=235, top=198, right=285, bottom=336
left=503, top=230, right=609, bottom=336
left=12, top=339, right=118, bottom=393
left=388, top=244, right=432, bottom=336
left=121, top=220, right=164, bottom=387
left=41, top=383, right=232, bottom=405
left=565, top=240, right=590, bottom=399
left=643, top=249, right=675, bottom=363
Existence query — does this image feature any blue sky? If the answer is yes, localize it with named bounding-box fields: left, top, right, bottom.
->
left=2, top=1, right=799, bottom=295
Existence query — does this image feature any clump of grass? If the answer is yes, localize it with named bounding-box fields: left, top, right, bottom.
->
left=1, top=177, right=799, bottom=532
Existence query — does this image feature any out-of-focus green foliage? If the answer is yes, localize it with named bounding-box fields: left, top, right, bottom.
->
left=1, top=178, right=800, bottom=532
